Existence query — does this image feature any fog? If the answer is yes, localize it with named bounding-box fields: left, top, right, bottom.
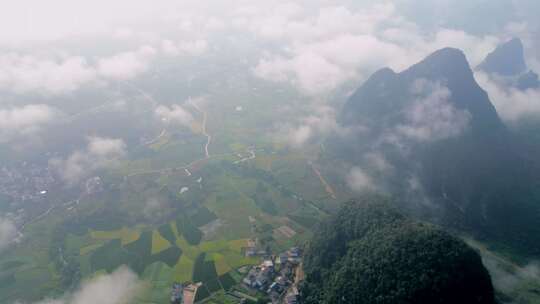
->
left=2, top=1, right=540, bottom=303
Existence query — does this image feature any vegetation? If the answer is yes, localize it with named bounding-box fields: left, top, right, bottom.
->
left=218, top=273, right=237, bottom=290
left=176, top=215, right=203, bottom=246
left=192, top=253, right=219, bottom=284
left=301, top=196, right=495, bottom=304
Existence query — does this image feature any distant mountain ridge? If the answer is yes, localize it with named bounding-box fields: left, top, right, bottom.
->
left=477, top=38, right=527, bottom=76
left=331, top=46, right=540, bottom=257
left=477, top=37, right=539, bottom=90
left=342, top=47, right=504, bottom=133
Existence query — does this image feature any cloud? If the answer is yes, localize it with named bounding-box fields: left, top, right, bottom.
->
left=161, top=39, right=208, bottom=56
left=49, top=136, right=126, bottom=184
left=155, top=104, right=194, bottom=127
left=285, top=125, right=312, bottom=148
left=0, top=54, right=96, bottom=94
left=475, top=72, right=540, bottom=123
left=250, top=3, right=499, bottom=96
left=277, top=105, right=349, bottom=148
left=394, top=79, right=471, bottom=142
left=143, top=198, right=166, bottom=220
left=0, top=35, right=210, bottom=95
left=97, top=46, right=156, bottom=81
left=253, top=33, right=403, bottom=96
left=0, top=216, right=18, bottom=251
left=22, top=266, right=142, bottom=304
left=0, top=104, right=58, bottom=142
left=363, top=152, right=393, bottom=174
left=346, top=166, right=376, bottom=193
left=481, top=253, right=540, bottom=296
left=0, top=47, right=154, bottom=94
left=87, top=136, right=127, bottom=157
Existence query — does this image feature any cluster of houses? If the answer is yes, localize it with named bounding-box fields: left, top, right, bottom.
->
left=0, top=163, right=56, bottom=202
left=242, top=247, right=302, bottom=303
left=284, top=287, right=300, bottom=304
left=170, top=283, right=183, bottom=304
left=245, top=238, right=268, bottom=257
left=170, top=282, right=201, bottom=304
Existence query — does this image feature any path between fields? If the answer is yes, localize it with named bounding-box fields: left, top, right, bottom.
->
left=125, top=96, right=217, bottom=180
left=309, top=161, right=337, bottom=200
left=116, top=88, right=261, bottom=181
left=233, top=149, right=256, bottom=164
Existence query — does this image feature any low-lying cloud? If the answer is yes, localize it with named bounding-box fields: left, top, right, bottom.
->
left=0, top=104, right=58, bottom=142
left=97, top=46, right=156, bottom=81
left=20, top=266, right=143, bottom=304
left=161, top=39, right=208, bottom=57
left=0, top=216, right=18, bottom=252
left=395, top=79, right=471, bottom=142
left=346, top=166, right=376, bottom=193
left=476, top=72, right=540, bottom=123
left=0, top=38, right=208, bottom=95
left=0, top=54, right=96, bottom=94
left=155, top=104, right=194, bottom=127
left=49, top=136, right=126, bottom=184
left=481, top=253, right=540, bottom=297
left=277, top=105, right=350, bottom=148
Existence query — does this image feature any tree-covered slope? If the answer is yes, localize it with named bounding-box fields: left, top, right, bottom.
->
left=301, top=198, right=495, bottom=304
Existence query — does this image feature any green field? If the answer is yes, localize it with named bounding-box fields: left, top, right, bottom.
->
left=0, top=84, right=331, bottom=304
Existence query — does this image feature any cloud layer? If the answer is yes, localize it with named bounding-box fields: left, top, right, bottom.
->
left=250, top=3, right=499, bottom=96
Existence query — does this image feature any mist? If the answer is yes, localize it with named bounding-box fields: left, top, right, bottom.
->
left=2, top=1, right=540, bottom=304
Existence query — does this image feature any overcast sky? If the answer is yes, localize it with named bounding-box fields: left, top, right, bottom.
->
left=1, top=0, right=540, bottom=142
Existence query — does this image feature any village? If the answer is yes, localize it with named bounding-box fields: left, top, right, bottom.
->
left=169, top=246, right=303, bottom=304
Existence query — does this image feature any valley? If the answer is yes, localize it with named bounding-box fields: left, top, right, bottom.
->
left=1, top=2, right=540, bottom=304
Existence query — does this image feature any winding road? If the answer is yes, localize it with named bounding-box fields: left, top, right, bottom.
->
left=189, top=98, right=211, bottom=158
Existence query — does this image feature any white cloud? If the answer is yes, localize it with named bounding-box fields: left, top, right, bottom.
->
left=250, top=3, right=499, bottom=96
left=97, top=46, right=156, bottom=81
left=0, top=104, right=58, bottom=141
left=481, top=253, right=540, bottom=295
left=155, top=104, right=194, bottom=127
left=277, top=105, right=348, bottom=148
left=23, top=266, right=142, bottom=304
left=395, top=79, right=471, bottom=142
left=0, top=54, right=96, bottom=94
left=161, top=39, right=208, bottom=57
left=286, top=125, right=313, bottom=148
left=253, top=33, right=404, bottom=96
left=87, top=136, right=126, bottom=157
left=364, top=152, right=393, bottom=173
left=49, top=136, right=126, bottom=184
left=346, top=166, right=376, bottom=192
left=0, top=104, right=57, bottom=132
left=476, top=72, right=540, bottom=123
left=0, top=216, right=18, bottom=251
left=0, top=46, right=155, bottom=94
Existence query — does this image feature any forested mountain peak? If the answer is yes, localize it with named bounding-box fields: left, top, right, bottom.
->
left=301, top=198, right=496, bottom=304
